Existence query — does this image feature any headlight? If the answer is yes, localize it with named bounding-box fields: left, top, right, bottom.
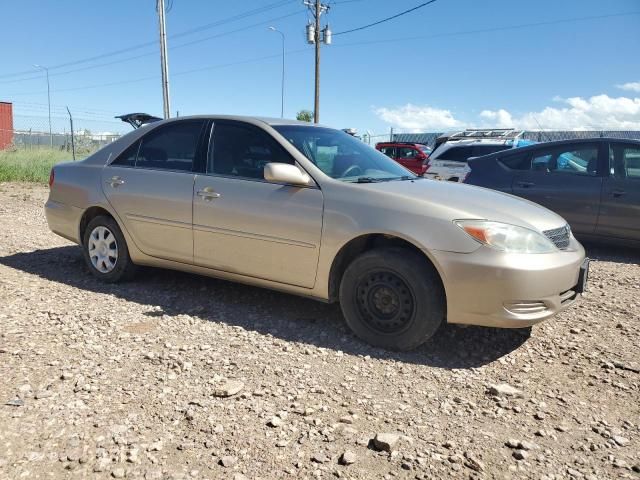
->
left=454, top=220, right=557, bottom=253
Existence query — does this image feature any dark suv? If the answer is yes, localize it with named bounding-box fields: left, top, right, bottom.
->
left=375, top=142, right=431, bottom=175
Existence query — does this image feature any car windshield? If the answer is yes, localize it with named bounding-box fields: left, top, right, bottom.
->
left=274, top=126, right=417, bottom=182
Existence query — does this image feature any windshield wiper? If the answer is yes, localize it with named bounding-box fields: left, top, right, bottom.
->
left=353, top=176, right=383, bottom=183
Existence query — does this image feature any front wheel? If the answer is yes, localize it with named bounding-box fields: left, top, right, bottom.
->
left=339, top=248, right=445, bottom=351
left=82, top=215, right=136, bottom=283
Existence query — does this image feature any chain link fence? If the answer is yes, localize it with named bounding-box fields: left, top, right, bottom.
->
left=384, top=130, right=640, bottom=148
left=5, top=114, right=124, bottom=154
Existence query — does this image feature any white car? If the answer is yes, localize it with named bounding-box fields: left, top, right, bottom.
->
left=426, top=129, right=533, bottom=182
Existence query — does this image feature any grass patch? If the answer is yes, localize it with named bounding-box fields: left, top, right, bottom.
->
left=0, top=148, right=86, bottom=183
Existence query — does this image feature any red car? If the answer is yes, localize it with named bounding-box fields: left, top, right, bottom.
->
left=375, top=142, right=432, bottom=175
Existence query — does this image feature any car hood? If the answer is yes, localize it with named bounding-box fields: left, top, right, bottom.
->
left=358, top=179, right=567, bottom=233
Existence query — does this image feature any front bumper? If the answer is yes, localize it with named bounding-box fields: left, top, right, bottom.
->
left=429, top=239, right=586, bottom=328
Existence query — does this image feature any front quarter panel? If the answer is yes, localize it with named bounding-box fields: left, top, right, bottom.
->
left=310, top=180, right=483, bottom=299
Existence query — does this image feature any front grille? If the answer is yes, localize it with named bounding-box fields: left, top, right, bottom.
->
left=543, top=225, right=571, bottom=250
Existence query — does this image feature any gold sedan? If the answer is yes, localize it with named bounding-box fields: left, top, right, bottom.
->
left=45, top=116, right=588, bottom=350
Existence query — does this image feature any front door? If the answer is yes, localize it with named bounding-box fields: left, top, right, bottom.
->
left=192, top=121, right=324, bottom=288
left=101, top=120, right=206, bottom=263
left=511, top=142, right=604, bottom=235
left=396, top=146, right=422, bottom=174
left=596, top=142, right=640, bottom=241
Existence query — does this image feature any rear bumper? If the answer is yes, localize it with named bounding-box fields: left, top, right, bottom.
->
left=45, top=199, right=82, bottom=244
left=429, top=240, right=585, bottom=328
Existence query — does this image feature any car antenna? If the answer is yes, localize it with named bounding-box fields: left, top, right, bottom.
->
left=532, top=116, right=551, bottom=142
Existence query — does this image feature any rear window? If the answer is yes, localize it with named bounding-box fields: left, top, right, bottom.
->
left=437, top=144, right=511, bottom=162
left=437, top=146, right=473, bottom=162
left=471, top=145, right=511, bottom=157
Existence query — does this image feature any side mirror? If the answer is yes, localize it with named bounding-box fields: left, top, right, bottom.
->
left=264, top=162, right=311, bottom=186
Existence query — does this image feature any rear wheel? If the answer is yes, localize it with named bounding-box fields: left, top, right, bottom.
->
left=339, top=248, right=445, bottom=351
left=82, top=216, right=136, bottom=282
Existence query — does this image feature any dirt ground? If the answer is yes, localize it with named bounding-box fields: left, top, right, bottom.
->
left=0, top=182, right=638, bottom=480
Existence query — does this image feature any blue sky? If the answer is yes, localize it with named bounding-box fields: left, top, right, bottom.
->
left=1, top=0, right=639, bottom=135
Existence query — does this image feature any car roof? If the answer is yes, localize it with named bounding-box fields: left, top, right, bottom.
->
left=376, top=142, right=429, bottom=147
left=468, top=137, right=640, bottom=166
left=148, top=114, right=320, bottom=128
left=479, top=137, right=640, bottom=158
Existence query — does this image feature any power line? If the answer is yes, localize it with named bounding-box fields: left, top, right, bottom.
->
left=0, top=0, right=299, bottom=80
left=4, top=48, right=314, bottom=97
left=4, top=11, right=635, bottom=98
left=331, top=11, right=640, bottom=46
left=334, top=0, right=437, bottom=36
left=0, top=10, right=305, bottom=85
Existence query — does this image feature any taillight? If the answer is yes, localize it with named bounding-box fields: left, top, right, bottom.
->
left=48, top=169, right=55, bottom=188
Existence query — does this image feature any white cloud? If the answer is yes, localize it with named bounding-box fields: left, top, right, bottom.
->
left=481, top=94, right=640, bottom=130
left=374, top=104, right=462, bottom=131
left=479, top=109, right=513, bottom=128
left=376, top=90, right=640, bottom=132
left=617, top=81, right=640, bottom=92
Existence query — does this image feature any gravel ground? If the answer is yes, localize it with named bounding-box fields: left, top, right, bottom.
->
left=0, top=182, right=638, bottom=480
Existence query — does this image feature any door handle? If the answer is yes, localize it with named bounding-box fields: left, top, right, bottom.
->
left=106, top=176, right=125, bottom=187
left=612, top=189, right=626, bottom=198
left=516, top=181, right=535, bottom=188
left=197, top=188, right=221, bottom=200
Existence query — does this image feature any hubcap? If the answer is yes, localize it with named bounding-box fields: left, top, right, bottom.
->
left=88, top=226, right=118, bottom=273
left=356, top=271, right=415, bottom=334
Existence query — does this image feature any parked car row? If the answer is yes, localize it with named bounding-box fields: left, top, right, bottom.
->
left=376, top=129, right=536, bottom=181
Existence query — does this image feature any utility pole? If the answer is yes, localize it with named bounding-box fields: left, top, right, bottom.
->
left=157, top=0, right=171, bottom=119
left=304, top=0, right=331, bottom=124
left=33, top=64, right=52, bottom=147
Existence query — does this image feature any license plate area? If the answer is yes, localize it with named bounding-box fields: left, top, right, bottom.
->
left=575, top=258, right=590, bottom=294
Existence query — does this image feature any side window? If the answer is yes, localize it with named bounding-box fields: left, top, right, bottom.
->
left=531, top=152, right=554, bottom=172
left=531, top=145, right=599, bottom=176
left=379, top=146, right=395, bottom=158
left=437, top=146, right=473, bottom=162
left=499, top=152, right=530, bottom=170
left=111, top=140, right=140, bottom=167
left=397, top=147, right=418, bottom=158
left=136, top=121, right=204, bottom=172
left=612, top=144, right=640, bottom=179
left=210, top=123, right=294, bottom=179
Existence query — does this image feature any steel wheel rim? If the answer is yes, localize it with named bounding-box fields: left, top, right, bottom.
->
left=88, top=226, right=118, bottom=273
left=356, top=270, right=415, bottom=334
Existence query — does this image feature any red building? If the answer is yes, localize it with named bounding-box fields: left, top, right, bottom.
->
left=0, top=101, right=14, bottom=149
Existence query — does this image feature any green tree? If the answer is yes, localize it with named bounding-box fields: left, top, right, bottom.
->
left=296, top=110, right=313, bottom=122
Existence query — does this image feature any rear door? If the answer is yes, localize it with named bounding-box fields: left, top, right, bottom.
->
left=102, top=120, right=207, bottom=263
left=510, top=141, right=604, bottom=234
left=596, top=142, right=640, bottom=241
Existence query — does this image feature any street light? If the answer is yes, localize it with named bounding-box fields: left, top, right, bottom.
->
left=33, top=64, right=52, bottom=147
left=268, top=26, right=285, bottom=118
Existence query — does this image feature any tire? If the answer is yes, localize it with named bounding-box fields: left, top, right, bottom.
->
left=339, top=247, right=445, bottom=351
left=82, top=215, right=136, bottom=283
